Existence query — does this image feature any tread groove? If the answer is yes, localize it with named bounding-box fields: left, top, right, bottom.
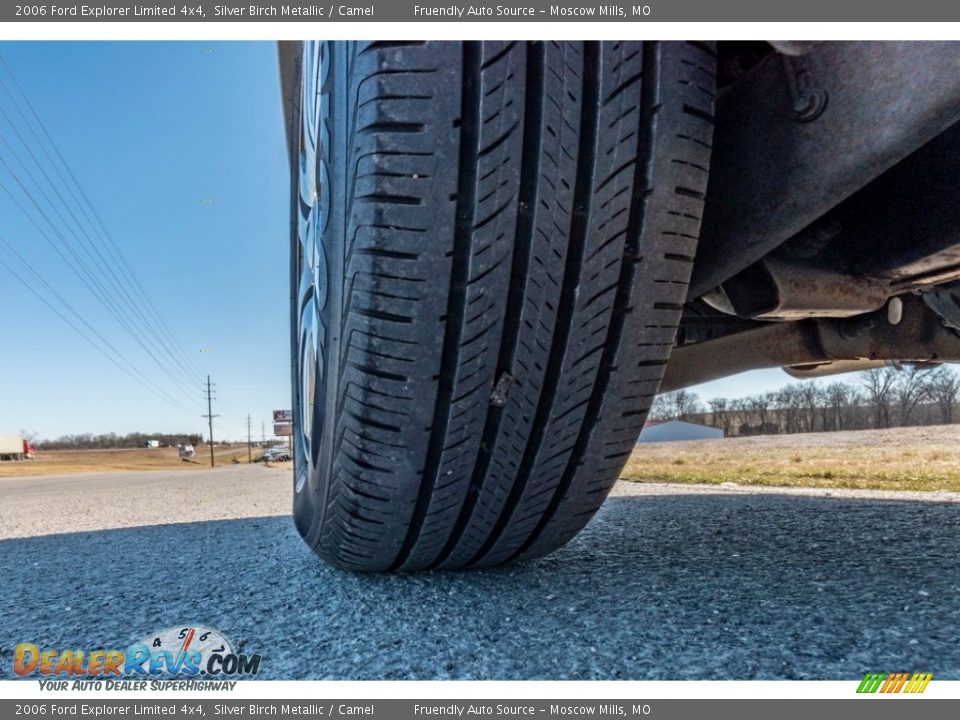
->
left=467, top=41, right=600, bottom=568
left=431, top=41, right=544, bottom=569
left=388, top=42, right=482, bottom=571
left=510, top=42, right=661, bottom=561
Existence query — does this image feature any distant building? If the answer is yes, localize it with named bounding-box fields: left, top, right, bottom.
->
left=637, top=420, right=724, bottom=443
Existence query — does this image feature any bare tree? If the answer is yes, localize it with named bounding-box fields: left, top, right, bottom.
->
left=927, top=365, right=960, bottom=424
left=651, top=364, right=959, bottom=438
left=648, top=395, right=672, bottom=421
left=747, top=392, right=774, bottom=434
left=727, top=397, right=747, bottom=434
left=895, top=365, right=933, bottom=426
left=651, top=390, right=703, bottom=421
left=797, top=383, right=822, bottom=432
left=669, top=390, right=703, bottom=421
left=708, top=397, right=732, bottom=435
left=775, top=385, right=807, bottom=434
left=822, top=382, right=853, bottom=431
left=861, top=367, right=899, bottom=428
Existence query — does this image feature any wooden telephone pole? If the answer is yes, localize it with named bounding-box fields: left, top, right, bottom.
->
left=246, top=414, right=252, bottom=463
left=202, top=375, right=218, bottom=467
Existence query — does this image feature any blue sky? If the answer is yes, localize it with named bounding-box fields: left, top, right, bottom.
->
left=0, top=40, right=794, bottom=442
left=685, top=368, right=805, bottom=401
left=0, top=42, right=289, bottom=441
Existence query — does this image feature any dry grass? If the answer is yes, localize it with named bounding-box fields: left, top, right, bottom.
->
left=0, top=445, right=261, bottom=478
left=622, top=424, right=960, bottom=492
left=10, top=425, right=960, bottom=491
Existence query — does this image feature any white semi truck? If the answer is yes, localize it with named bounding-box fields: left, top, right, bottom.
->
left=0, top=436, right=35, bottom=461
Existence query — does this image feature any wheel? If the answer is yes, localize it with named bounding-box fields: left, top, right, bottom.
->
left=291, top=40, right=716, bottom=571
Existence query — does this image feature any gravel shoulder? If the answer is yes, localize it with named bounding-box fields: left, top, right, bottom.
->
left=0, top=464, right=289, bottom=540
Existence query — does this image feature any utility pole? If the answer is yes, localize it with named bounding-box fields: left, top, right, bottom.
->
left=246, top=414, right=252, bottom=464
left=202, top=375, right=218, bottom=467
left=261, top=421, right=265, bottom=444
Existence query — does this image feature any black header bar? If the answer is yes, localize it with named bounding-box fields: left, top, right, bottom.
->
left=4, top=1, right=960, bottom=22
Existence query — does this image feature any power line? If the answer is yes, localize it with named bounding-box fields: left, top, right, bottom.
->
left=0, top=231, right=195, bottom=413
left=0, top=52, right=206, bottom=383
left=0, top=169, right=204, bottom=409
left=0, top=51, right=252, bottom=436
left=0, top=118, right=204, bottom=400
left=0, top=53, right=208, bottom=409
left=0, top=140, right=204, bottom=402
left=0, top=247, right=197, bottom=417
left=0, top=93, right=204, bottom=390
left=217, top=394, right=254, bottom=430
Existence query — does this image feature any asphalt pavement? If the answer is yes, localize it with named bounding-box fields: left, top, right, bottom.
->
left=2, top=466, right=959, bottom=679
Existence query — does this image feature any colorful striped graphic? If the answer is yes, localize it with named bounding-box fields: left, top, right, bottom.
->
left=857, top=672, right=932, bottom=694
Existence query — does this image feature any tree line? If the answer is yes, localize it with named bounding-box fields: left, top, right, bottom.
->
left=35, top=432, right=204, bottom=450
left=650, top=365, right=960, bottom=436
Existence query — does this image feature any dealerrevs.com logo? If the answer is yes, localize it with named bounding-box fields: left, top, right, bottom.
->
left=14, top=626, right=261, bottom=687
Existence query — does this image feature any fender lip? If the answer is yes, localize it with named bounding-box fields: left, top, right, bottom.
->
left=277, top=40, right=303, bottom=175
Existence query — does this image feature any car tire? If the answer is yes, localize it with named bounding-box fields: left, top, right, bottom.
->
left=291, top=40, right=716, bottom=571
